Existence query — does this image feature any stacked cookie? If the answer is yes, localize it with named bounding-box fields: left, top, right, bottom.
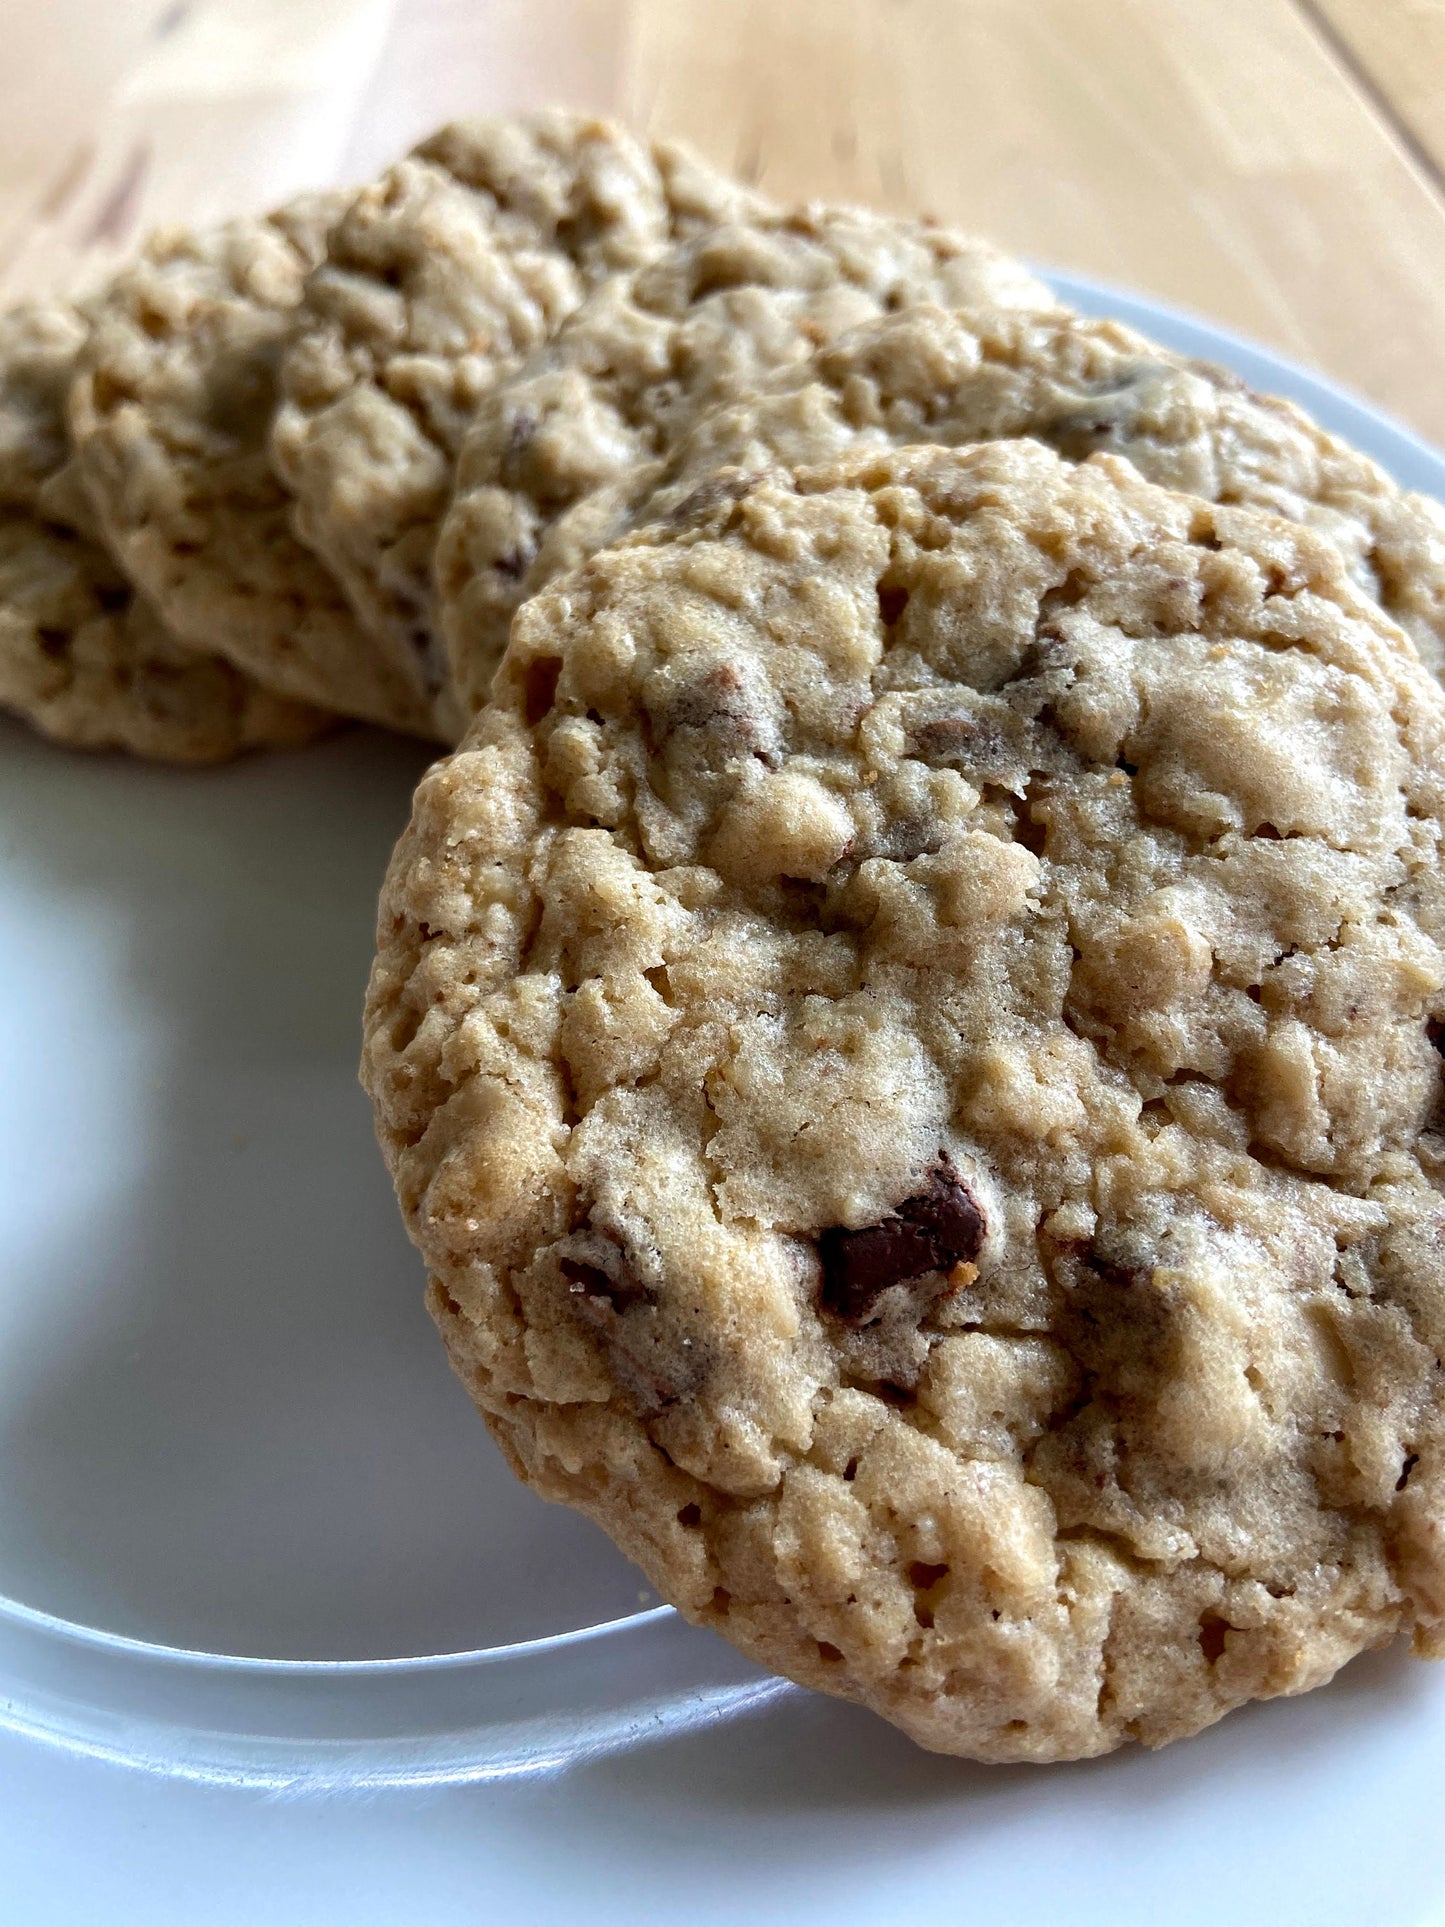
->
left=10, top=113, right=1445, bottom=1764
left=0, top=113, right=1054, bottom=755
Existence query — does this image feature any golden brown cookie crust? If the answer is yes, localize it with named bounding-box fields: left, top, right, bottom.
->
left=366, top=441, right=1445, bottom=1762
left=435, top=207, right=1057, bottom=716
left=66, top=201, right=421, bottom=737
left=636, top=304, right=1445, bottom=684
left=1, top=301, right=331, bottom=763
left=272, top=113, right=770, bottom=734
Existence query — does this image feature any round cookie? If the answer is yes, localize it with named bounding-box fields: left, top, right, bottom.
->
left=65, top=197, right=426, bottom=737
left=435, top=207, right=1057, bottom=714
left=365, top=441, right=1445, bottom=1762
left=1, top=302, right=330, bottom=762
left=634, top=304, right=1445, bottom=682
left=271, top=113, right=769, bottom=731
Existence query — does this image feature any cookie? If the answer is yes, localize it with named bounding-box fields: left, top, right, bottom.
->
left=633, top=304, right=1445, bottom=682
left=271, top=113, right=769, bottom=734
left=364, top=441, right=1445, bottom=1762
left=1, top=302, right=330, bottom=762
left=65, top=198, right=430, bottom=737
left=434, top=208, right=1057, bottom=715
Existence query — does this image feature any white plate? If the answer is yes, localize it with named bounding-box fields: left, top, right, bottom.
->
left=2, top=282, right=1444, bottom=1925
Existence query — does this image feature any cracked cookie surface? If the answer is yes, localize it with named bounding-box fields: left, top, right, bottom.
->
left=364, top=441, right=1445, bottom=1761
left=631, top=304, right=1445, bottom=686
left=435, top=207, right=1056, bottom=715
left=64, top=198, right=418, bottom=736
left=1, top=302, right=330, bottom=762
left=272, top=112, right=768, bottom=733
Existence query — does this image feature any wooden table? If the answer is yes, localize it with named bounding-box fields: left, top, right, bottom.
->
left=1, top=0, right=1444, bottom=443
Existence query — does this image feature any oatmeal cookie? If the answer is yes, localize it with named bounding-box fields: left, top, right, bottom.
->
left=1, top=302, right=329, bottom=762
left=635, top=305, right=1445, bottom=683
left=271, top=113, right=769, bottom=730
left=435, top=208, right=1056, bottom=714
left=65, top=197, right=422, bottom=736
left=365, top=441, right=1445, bottom=1761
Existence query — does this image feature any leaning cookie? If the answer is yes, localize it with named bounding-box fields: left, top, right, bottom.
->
left=64, top=198, right=429, bottom=738
left=1, top=302, right=330, bottom=762
left=271, top=113, right=770, bottom=735
left=366, top=441, right=1445, bottom=1762
left=632, top=304, right=1445, bottom=684
left=434, top=206, right=1058, bottom=715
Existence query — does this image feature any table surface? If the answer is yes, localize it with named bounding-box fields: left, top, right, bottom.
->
left=0, top=0, right=1443, bottom=446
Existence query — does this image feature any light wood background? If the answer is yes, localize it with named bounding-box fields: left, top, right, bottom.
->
left=1, top=0, right=1443, bottom=441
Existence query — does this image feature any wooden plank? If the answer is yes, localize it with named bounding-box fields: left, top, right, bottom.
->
left=0, top=0, right=171, bottom=282
left=0, top=0, right=1443, bottom=447
left=337, top=0, right=628, bottom=183
left=0, top=0, right=395, bottom=300
left=620, top=0, right=1445, bottom=446
left=1304, top=0, right=1445, bottom=190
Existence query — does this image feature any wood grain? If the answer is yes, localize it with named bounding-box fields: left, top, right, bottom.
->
left=0, top=0, right=1443, bottom=446
left=1305, top=0, right=1445, bottom=187
left=620, top=0, right=1445, bottom=444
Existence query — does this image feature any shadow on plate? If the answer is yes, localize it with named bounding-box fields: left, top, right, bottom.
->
left=0, top=718, right=657, bottom=1659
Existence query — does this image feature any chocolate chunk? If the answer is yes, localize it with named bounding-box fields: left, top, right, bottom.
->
left=818, top=1156, right=986, bottom=1325
left=910, top=715, right=995, bottom=765
left=663, top=661, right=744, bottom=731
left=657, top=659, right=782, bottom=766
left=1042, top=363, right=1174, bottom=461
left=914, top=1164, right=988, bottom=1262
left=559, top=1241, right=706, bottom=1414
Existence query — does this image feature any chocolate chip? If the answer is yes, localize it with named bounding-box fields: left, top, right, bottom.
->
left=559, top=1241, right=706, bottom=1415
left=820, top=1217, right=940, bottom=1320
left=911, top=1160, right=988, bottom=1260
left=909, top=715, right=1005, bottom=769
left=657, top=659, right=782, bottom=766
left=1041, top=364, right=1171, bottom=461
left=663, top=661, right=744, bottom=731
left=818, top=1156, right=986, bottom=1325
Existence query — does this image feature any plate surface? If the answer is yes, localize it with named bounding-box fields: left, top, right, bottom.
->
left=2, top=283, right=1444, bottom=1925
left=0, top=724, right=660, bottom=1660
